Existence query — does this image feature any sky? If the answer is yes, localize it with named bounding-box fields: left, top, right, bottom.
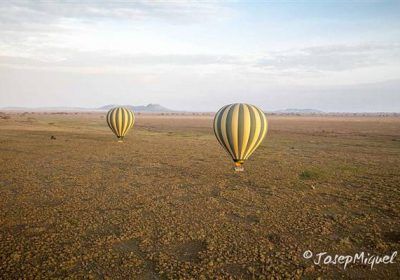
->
left=0, top=0, right=399, bottom=112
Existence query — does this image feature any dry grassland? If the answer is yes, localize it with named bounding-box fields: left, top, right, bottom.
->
left=0, top=113, right=399, bottom=279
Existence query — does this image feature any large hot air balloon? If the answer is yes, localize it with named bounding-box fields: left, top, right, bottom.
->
left=106, top=107, right=135, bottom=142
left=213, top=103, right=268, bottom=171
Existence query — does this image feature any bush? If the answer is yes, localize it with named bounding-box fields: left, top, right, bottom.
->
left=0, top=114, right=10, bottom=120
left=299, top=170, right=319, bottom=180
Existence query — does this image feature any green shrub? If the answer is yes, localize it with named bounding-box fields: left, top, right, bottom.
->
left=299, top=170, right=319, bottom=180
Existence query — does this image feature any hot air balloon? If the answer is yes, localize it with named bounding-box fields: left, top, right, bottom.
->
left=213, top=103, right=268, bottom=171
left=106, top=107, right=135, bottom=142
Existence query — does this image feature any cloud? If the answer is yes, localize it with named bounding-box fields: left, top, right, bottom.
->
left=1, top=2, right=398, bottom=75
left=0, top=53, right=244, bottom=74
left=257, top=43, right=400, bottom=72
left=0, top=0, right=229, bottom=28
left=1, top=42, right=399, bottom=76
left=1, top=61, right=399, bottom=112
left=0, top=1, right=233, bottom=61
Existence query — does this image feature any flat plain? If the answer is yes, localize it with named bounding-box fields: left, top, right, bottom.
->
left=0, top=112, right=399, bottom=279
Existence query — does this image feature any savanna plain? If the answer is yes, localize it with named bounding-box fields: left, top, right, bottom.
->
left=0, top=112, right=399, bottom=279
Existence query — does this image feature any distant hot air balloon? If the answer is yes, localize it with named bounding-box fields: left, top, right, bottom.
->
left=106, top=107, right=135, bottom=142
left=213, top=103, right=268, bottom=171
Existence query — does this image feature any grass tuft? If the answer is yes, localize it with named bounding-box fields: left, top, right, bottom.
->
left=299, top=170, right=320, bottom=180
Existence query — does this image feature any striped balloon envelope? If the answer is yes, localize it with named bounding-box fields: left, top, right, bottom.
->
left=213, top=103, right=268, bottom=171
left=106, top=107, right=135, bottom=142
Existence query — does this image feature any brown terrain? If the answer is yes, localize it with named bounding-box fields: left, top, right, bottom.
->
left=0, top=112, right=399, bottom=279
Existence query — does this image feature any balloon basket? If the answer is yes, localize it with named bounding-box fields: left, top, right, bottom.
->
left=234, top=162, right=244, bottom=172
left=234, top=166, right=244, bottom=172
left=117, top=139, right=123, bottom=143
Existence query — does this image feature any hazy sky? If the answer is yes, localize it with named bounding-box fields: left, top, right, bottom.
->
left=1, top=0, right=400, bottom=112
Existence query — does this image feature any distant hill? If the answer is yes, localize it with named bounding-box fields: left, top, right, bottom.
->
left=274, top=108, right=324, bottom=114
left=98, top=104, right=172, bottom=112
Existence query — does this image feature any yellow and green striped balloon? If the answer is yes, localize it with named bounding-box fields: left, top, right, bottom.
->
left=213, top=103, right=268, bottom=170
left=106, top=107, right=135, bottom=141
